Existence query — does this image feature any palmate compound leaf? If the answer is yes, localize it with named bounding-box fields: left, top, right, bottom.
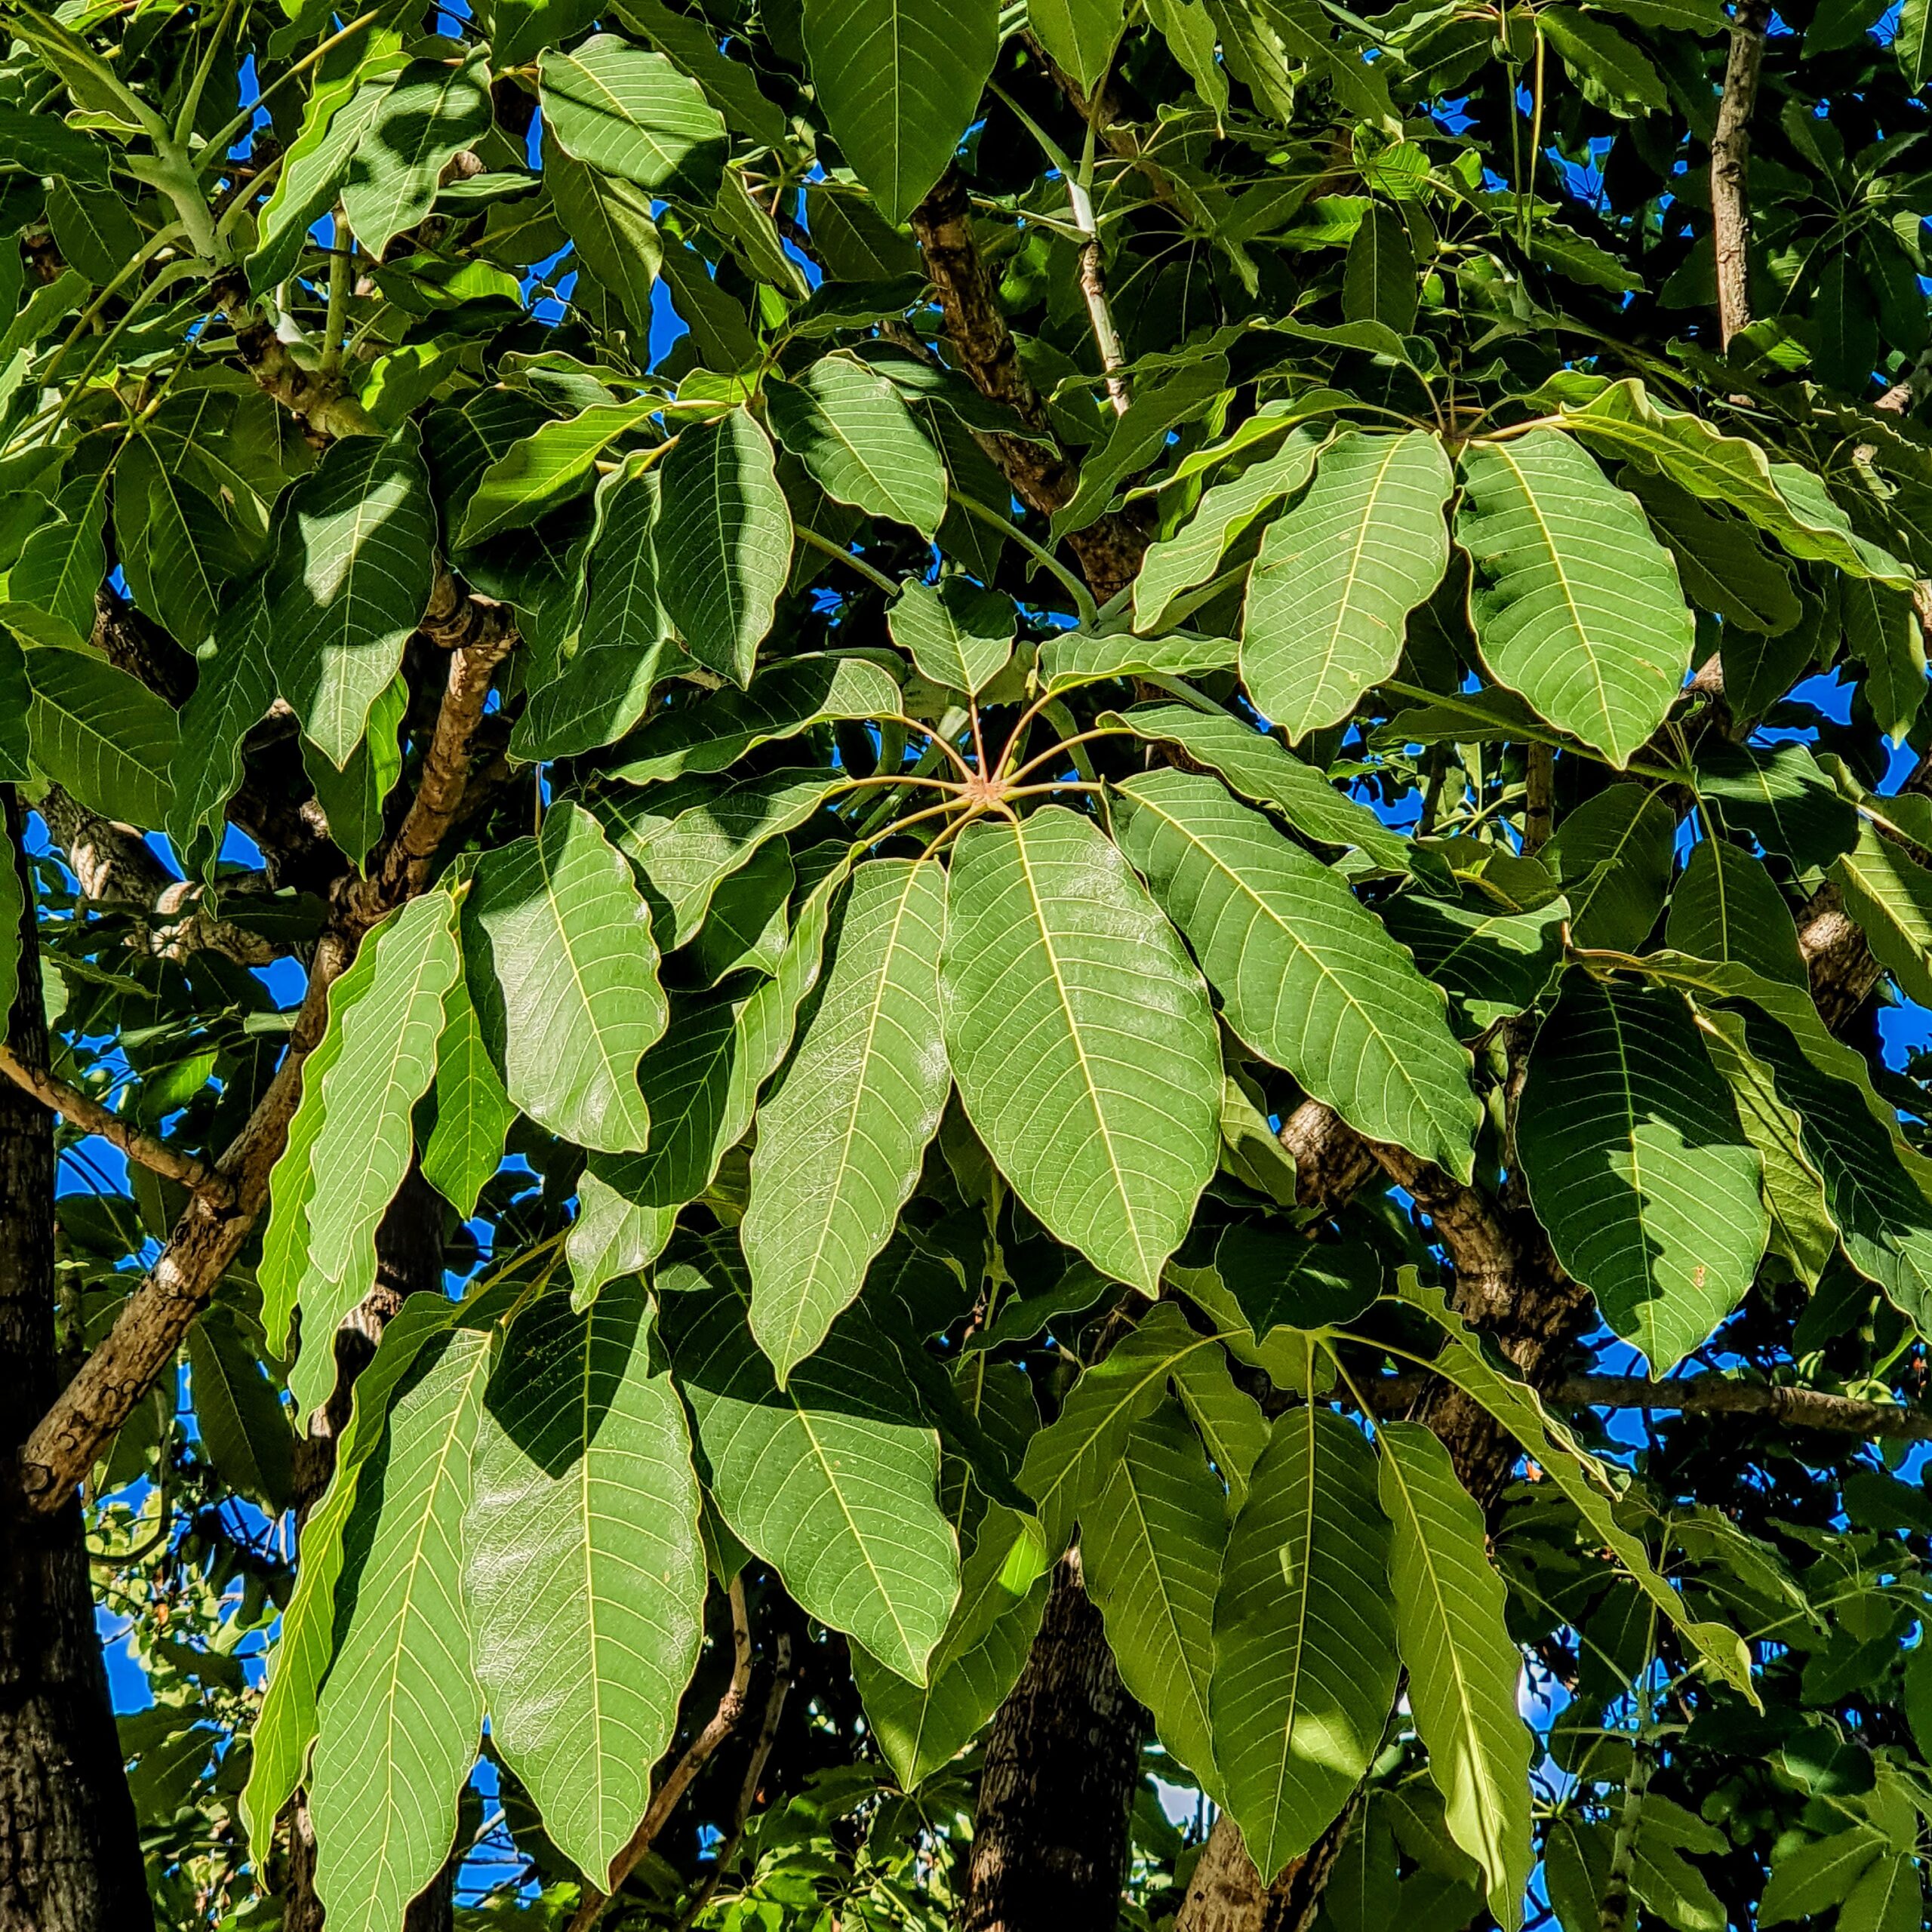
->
left=1115, top=770, right=1478, bottom=1180
left=465, top=1278, right=706, bottom=1889
left=463, top=801, right=665, bottom=1154
left=1210, top=1403, right=1398, bottom=1881
left=1517, top=974, right=1767, bottom=1374
left=1239, top=429, right=1454, bottom=738
left=1078, top=1398, right=1228, bottom=1799
left=1393, top=1273, right=1757, bottom=1703
left=743, top=859, right=951, bottom=1382
left=767, top=351, right=948, bottom=537
left=654, top=408, right=792, bottom=685
left=242, top=1294, right=458, bottom=1862
left=801, top=0, right=998, bottom=223
left=658, top=1235, right=959, bottom=1682
left=263, top=422, right=438, bottom=770
left=292, top=889, right=461, bottom=1422
left=940, top=807, right=1222, bottom=1298
left=851, top=1503, right=1051, bottom=1789
left=309, top=1318, right=494, bottom=1932
left=1456, top=431, right=1694, bottom=768
left=1376, top=1420, right=1534, bottom=1930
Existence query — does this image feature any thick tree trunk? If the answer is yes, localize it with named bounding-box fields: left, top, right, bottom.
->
left=0, top=790, right=153, bottom=1932
left=962, top=1556, right=1146, bottom=1932
left=281, top=1163, right=455, bottom=1932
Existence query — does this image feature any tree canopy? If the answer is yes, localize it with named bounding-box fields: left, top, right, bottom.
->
left=8, top=0, right=1932, bottom=1928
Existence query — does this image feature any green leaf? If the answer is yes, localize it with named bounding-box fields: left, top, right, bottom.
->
left=1457, top=432, right=1693, bottom=767
left=1694, top=1009, right=1836, bottom=1287
left=852, top=1503, right=1050, bottom=1787
left=942, top=808, right=1222, bottom=1297
left=1053, top=358, right=1231, bottom=538
left=490, top=0, right=601, bottom=63
left=243, top=1294, right=459, bottom=1859
left=612, top=0, right=790, bottom=144
left=547, top=149, right=662, bottom=337
left=744, top=859, right=951, bottom=1382
left=660, top=1237, right=960, bottom=1682
left=1844, top=1854, right=1923, bottom=1932
left=263, top=423, right=437, bottom=769
left=1343, top=204, right=1418, bottom=332
left=1376, top=1421, right=1533, bottom=1930
left=1241, top=430, right=1452, bottom=739
left=1760, top=1829, right=1887, bottom=1924
left=463, top=801, right=666, bottom=1154
left=26, top=644, right=178, bottom=828
left=1080, top=1400, right=1228, bottom=1796
left=1546, top=781, right=1676, bottom=952
left=343, top=47, right=491, bottom=257
left=294, top=890, right=462, bottom=1419
left=610, top=653, right=900, bottom=782
left=689, top=838, right=793, bottom=983
left=1666, top=838, right=1807, bottom=986
left=1395, top=1272, right=1758, bottom=1703
left=1518, top=974, right=1766, bottom=1372
left=566, top=1165, right=676, bottom=1308
left=1695, top=740, right=1857, bottom=870
left=1115, top=769, right=1478, bottom=1179
left=592, top=767, right=841, bottom=947
left=1211, top=1404, right=1398, bottom=1881
left=1132, top=426, right=1323, bottom=633
left=12, top=480, right=106, bottom=641
left=1623, top=469, right=1801, bottom=636
left=1029, top=0, right=1128, bottom=86
left=768, top=352, right=947, bottom=537
left=1552, top=378, right=1913, bottom=586
left=1833, top=819, right=1932, bottom=1005
left=654, top=409, right=792, bottom=684
left=309, top=1321, right=493, bottom=1932
left=459, top=400, right=657, bottom=548
left=117, top=442, right=250, bottom=654
left=1843, top=577, right=1928, bottom=741
left=1378, top=889, right=1566, bottom=1036
left=1169, top=1338, right=1269, bottom=1507
left=1538, top=7, right=1667, bottom=112
left=259, top=927, right=388, bottom=1363
left=801, top=0, right=998, bottom=223
left=422, top=973, right=515, bottom=1219
left=187, top=1308, right=296, bottom=1515
left=466, top=1280, right=706, bottom=1889
left=1041, top=630, right=1238, bottom=693
left=1099, top=703, right=1413, bottom=871
left=889, top=580, right=1015, bottom=698
left=303, top=672, right=406, bottom=869
left=1017, top=1300, right=1242, bottom=1549
left=539, top=34, right=729, bottom=198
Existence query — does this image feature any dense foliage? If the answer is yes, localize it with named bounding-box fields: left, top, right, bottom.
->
left=11, top=0, right=1932, bottom=1927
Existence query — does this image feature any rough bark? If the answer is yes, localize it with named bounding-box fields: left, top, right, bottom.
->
left=0, top=789, right=152, bottom=1932
left=963, top=1556, right=1147, bottom=1932
left=909, top=166, right=1152, bottom=601
left=1711, top=0, right=1772, bottom=348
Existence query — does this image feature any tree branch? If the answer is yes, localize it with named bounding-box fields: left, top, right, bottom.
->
left=569, top=1574, right=758, bottom=1932
left=1711, top=0, right=1772, bottom=349
left=0, top=1044, right=226, bottom=1199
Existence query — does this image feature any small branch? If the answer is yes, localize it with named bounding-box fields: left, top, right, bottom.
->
left=571, top=1576, right=760, bottom=1931
left=674, top=1627, right=795, bottom=1932
left=1363, top=1371, right=1932, bottom=1440
left=0, top=1044, right=226, bottom=1200
left=1711, top=0, right=1772, bottom=349
left=1522, top=742, right=1554, bottom=855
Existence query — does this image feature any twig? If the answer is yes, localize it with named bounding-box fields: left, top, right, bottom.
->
left=569, top=1577, right=759, bottom=1932
left=674, top=1628, right=795, bottom=1932
left=0, top=1044, right=227, bottom=1200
